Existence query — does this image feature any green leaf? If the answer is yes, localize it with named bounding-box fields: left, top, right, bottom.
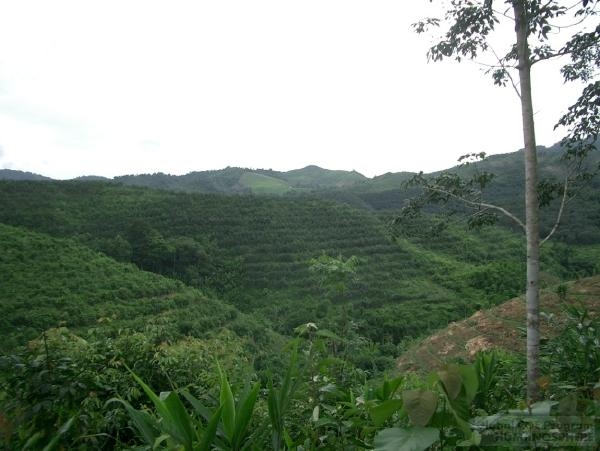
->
left=232, top=382, right=260, bottom=449
left=556, top=393, right=578, bottom=416
left=218, top=363, right=236, bottom=442
left=181, top=390, right=213, bottom=423
left=438, top=366, right=462, bottom=400
left=403, top=390, right=438, bottom=427
left=374, top=427, right=439, bottom=451
left=458, top=364, right=479, bottom=404
left=129, top=370, right=196, bottom=450
left=267, top=381, right=281, bottom=430
left=41, top=416, right=75, bottom=451
left=199, top=405, right=223, bottom=451
left=370, top=399, right=404, bottom=427
left=108, top=398, right=159, bottom=446
left=377, top=376, right=404, bottom=401
left=162, top=391, right=196, bottom=450
left=316, top=328, right=345, bottom=342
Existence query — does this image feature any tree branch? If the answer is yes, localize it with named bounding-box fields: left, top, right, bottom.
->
left=425, top=185, right=526, bottom=231
left=541, top=175, right=569, bottom=246
left=491, top=47, right=522, bottom=98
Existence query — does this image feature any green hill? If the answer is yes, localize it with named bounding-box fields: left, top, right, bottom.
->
left=274, top=165, right=367, bottom=188
left=113, top=165, right=367, bottom=195
left=0, top=169, right=52, bottom=181
left=0, top=223, right=278, bottom=354
left=1, top=180, right=591, bottom=347
left=238, top=171, right=292, bottom=195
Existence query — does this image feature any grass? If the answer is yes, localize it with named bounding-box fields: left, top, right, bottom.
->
left=238, top=172, right=292, bottom=195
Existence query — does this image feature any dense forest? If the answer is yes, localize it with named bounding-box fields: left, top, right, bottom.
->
left=1, top=143, right=600, bottom=449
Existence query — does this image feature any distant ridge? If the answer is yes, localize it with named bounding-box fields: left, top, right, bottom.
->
left=114, top=165, right=368, bottom=195
left=5, top=142, right=598, bottom=202
left=0, top=169, right=53, bottom=181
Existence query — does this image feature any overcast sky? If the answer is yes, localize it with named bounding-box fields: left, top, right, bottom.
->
left=0, top=1, right=588, bottom=179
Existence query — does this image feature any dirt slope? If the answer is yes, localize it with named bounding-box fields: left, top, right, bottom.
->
left=397, top=276, right=600, bottom=373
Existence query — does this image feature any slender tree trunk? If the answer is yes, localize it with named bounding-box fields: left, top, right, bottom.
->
left=514, top=0, right=541, bottom=403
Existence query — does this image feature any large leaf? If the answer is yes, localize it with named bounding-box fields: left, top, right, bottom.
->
left=438, top=366, right=462, bottom=400
left=218, top=363, right=236, bottom=442
left=458, top=364, right=479, bottom=404
left=403, top=390, right=438, bottom=427
left=129, top=370, right=196, bottom=450
left=41, top=416, right=75, bottom=451
left=181, top=390, right=214, bottom=423
left=108, top=398, right=159, bottom=445
left=162, top=391, right=196, bottom=449
left=374, top=427, right=439, bottom=451
left=232, top=382, right=260, bottom=449
left=199, top=405, right=223, bottom=451
left=370, top=399, right=404, bottom=427
left=379, top=376, right=404, bottom=401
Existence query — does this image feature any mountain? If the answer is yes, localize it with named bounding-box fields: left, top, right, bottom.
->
left=0, top=169, right=52, bottom=181
left=272, top=165, right=367, bottom=188
left=72, top=175, right=112, bottom=181
left=113, top=165, right=367, bottom=195
left=2, top=180, right=596, bottom=348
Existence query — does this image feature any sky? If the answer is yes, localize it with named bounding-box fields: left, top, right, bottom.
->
left=0, top=1, right=589, bottom=179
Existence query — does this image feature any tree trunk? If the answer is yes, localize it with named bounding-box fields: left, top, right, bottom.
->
left=514, top=0, right=541, bottom=403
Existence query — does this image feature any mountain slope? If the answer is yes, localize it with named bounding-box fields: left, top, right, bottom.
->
left=0, top=180, right=579, bottom=346
left=0, top=223, right=277, bottom=353
left=113, top=165, right=367, bottom=195
left=397, top=275, right=600, bottom=373
left=0, top=169, right=52, bottom=181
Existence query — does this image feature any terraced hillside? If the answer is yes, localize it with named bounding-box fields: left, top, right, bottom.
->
left=0, top=223, right=279, bottom=355
left=315, top=146, right=600, bottom=241
left=2, top=180, right=583, bottom=347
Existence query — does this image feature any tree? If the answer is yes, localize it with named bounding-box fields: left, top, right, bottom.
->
left=411, top=0, right=599, bottom=402
left=308, top=254, right=359, bottom=348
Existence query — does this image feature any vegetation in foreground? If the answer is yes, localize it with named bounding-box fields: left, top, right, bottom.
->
left=2, top=282, right=600, bottom=449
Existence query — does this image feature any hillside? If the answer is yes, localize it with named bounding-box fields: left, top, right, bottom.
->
left=2, top=180, right=595, bottom=350
left=0, top=169, right=52, bottom=181
left=113, top=165, right=366, bottom=195
left=0, top=223, right=279, bottom=355
left=397, top=275, right=600, bottom=373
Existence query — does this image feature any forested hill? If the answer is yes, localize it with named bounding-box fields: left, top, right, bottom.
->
left=0, top=222, right=281, bottom=357
left=4, top=145, right=598, bottom=224
left=1, top=180, right=597, bottom=350
left=114, top=165, right=368, bottom=194
left=0, top=169, right=52, bottom=181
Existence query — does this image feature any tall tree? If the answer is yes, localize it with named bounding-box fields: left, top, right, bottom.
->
left=412, top=0, right=599, bottom=402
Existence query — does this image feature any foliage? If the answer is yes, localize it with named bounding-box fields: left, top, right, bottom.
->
left=0, top=323, right=254, bottom=450
left=543, top=305, right=600, bottom=395
left=0, top=180, right=563, bottom=348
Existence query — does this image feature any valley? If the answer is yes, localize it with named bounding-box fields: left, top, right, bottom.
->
left=1, top=147, right=599, bottom=449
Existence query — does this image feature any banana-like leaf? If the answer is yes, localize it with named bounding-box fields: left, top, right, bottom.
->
left=218, top=363, right=236, bottom=442
left=199, top=405, right=223, bottom=451
left=232, top=382, right=260, bottom=449
left=128, top=370, right=196, bottom=450
left=107, top=397, right=160, bottom=445
left=370, top=399, right=404, bottom=427
left=41, top=416, right=75, bottom=451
